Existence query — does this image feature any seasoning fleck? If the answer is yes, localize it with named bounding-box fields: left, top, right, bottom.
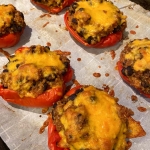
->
left=105, top=73, right=109, bottom=77
left=131, top=95, right=138, bottom=102
left=102, top=84, right=110, bottom=93
left=137, top=106, right=147, bottom=112
left=109, top=89, right=115, bottom=97
left=43, top=22, right=49, bottom=28
left=40, top=13, right=51, bottom=18
left=47, top=42, right=51, bottom=46
left=130, top=30, right=136, bottom=35
left=135, top=25, right=139, bottom=28
left=93, top=73, right=101, bottom=77
left=110, top=50, right=116, bottom=60
left=77, top=58, right=81, bottom=61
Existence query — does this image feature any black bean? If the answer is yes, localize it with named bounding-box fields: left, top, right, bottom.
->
left=8, top=12, right=13, bottom=15
left=68, top=88, right=84, bottom=101
left=31, top=45, right=36, bottom=49
left=69, top=9, right=75, bottom=14
left=61, top=69, right=67, bottom=76
left=3, top=69, right=8, bottom=72
left=16, top=64, right=20, bottom=68
left=72, top=2, right=78, bottom=9
left=68, top=93, right=77, bottom=100
left=16, top=25, right=23, bottom=32
left=68, top=134, right=73, bottom=139
left=126, top=66, right=134, bottom=76
left=43, top=82, right=48, bottom=91
left=19, top=12, right=24, bottom=19
left=87, top=36, right=93, bottom=44
left=44, top=46, right=50, bottom=52
left=90, top=96, right=97, bottom=102
left=9, top=55, right=15, bottom=58
left=121, top=66, right=133, bottom=76
left=52, top=103, right=57, bottom=109
left=79, top=30, right=84, bottom=37
left=141, top=80, right=149, bottom=88
left=113, top=26, right=121, bottom=33
left=144, top=69, right=150, bottom=74
left=30, top=46, right=36, bottom=53
left=75, top=88, right=84, bottom=95
left=3, top=85, right=8, bottom=89
left=12, top=59, right=18, bottom=62
left=63, top=61, right=69, bottom=68
left=46, top=74, right=56, bottom=82
left=32, top=80, right=37, bottom=86
left=72, top=18, right=78, bottom=25
left=51, top=110, right=55, bottom=120
left=78, top=8, right=84, bottom=11
left=80, top=133, right=89, bottom=140
left=30, top=48, right=36, bottom=53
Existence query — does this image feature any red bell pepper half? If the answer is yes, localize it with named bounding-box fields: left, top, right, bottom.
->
left=0, top=47, right=73, bottom=107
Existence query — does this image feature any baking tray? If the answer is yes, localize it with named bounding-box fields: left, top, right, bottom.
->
left=0, top=0, right=150, bottom=150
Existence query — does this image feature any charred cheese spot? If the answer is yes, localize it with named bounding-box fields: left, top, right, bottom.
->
left=68, top=0, right=127, bottom=44
left=0, top=45, right=70, bottom=98
left=0, top=4, right=26, bottom=35
left=52, top=85, right=145, bottom=150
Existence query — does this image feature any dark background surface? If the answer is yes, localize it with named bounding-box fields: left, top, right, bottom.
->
left=130, top=0, right=150, bottom=10
left=0, top=137, right=9, bottom=150
left=0, top=0, right=150, bottom=150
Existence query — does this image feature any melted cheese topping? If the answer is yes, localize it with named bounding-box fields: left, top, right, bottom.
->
left=71, top=0, right=126, bottom=41
left=59, top=86, right=127, bottom=150
left=1, top=45, right=66, bottom=98
left=8, top=47, right=65, bottom=72
left=77, top=0, right=120, bottom=28
left=125, top=39, right=150, bottom=71
left=0, top=4, right=14, bottom=29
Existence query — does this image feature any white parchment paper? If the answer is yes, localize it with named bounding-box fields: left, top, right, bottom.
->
left=0, top=0, right=150, bottom=150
